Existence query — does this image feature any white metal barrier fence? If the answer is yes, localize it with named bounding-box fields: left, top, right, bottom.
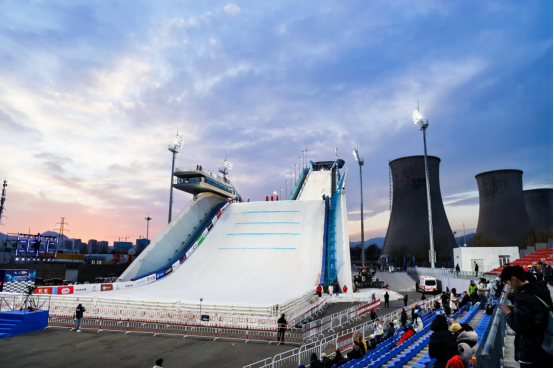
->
left=47, top=315, right=303, bottom=344
left=244, top=294, right=442, bottom=368
left=301, top=299, right=381, bottom=342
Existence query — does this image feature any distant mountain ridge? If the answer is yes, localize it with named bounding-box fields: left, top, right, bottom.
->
left=349, top=237, right=385, bottom=249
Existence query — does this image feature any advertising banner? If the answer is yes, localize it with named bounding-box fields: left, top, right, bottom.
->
left=164, top=266, right=173, bottom=276
left=197, top=235, right=204, bottom=246
left=3, top=269, right=36, bottom=283
left=179, top=255, right=186, bottom=264
left=0, top=270, right=4, bottom=292
left=73, top=285, right=93, bottom=293
left=135, top=274, right=156, bottom=287
left=207, top=223, right=213, bottom=232
left=216, top=210, right=222, bottom=219
left=156, top=271, right=165, bottom=280
left=201, top=315, right=210, bottom=321
left=100, top=284, right=113, bottom=292
left=212, top=215, right=218, bottom=224
left=112, top=282, right=135, bottom=291
left=172, top=261, right=180, bottom=271
left=34, top=286, right=53, bottom=294
left=202, top=228, right=208, bottom=238
left=57, top=286, right=74, bottom=295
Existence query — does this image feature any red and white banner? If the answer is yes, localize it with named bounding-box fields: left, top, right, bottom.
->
left=34, top=287, right=53, bottom=294
left=101, top=284, right=113, bottom=292
left=57, top=286, right=74, bottom=295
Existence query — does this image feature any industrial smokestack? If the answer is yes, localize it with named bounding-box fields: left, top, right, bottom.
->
left=475, top=170, right=532, bottom=246
left=523, top=188, right=553, bottom=231
left=383, top=156, right=457, bottom=264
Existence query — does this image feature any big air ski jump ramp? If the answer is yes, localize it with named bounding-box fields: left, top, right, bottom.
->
left=18, top=161, right=353, bottom=329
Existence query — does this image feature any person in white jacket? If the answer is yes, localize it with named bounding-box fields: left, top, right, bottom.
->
left=374, top=319, right=384, bottom=344
left=450, top=288, right=459, bottom=313
left=328, top=284, right=334, bottom=296
left=412, top=311, right=424, bottom=333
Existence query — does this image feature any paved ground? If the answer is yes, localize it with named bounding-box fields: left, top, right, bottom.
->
left=0, top=291, right=426, bottom=368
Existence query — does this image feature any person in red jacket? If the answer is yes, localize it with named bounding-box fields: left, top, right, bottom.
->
left=316, top=285, right=322, bottom=297
left=271, top=195, right=274, bottom=201
left=397, top=326, right=414, bottom=346
left=266, top=196, right=268, bottom=201
left=343, top=285, right=348, bottom=293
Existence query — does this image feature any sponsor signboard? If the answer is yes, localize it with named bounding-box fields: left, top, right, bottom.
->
left=101, top=284, right=113, bottom=292
left=123, top=282, right=135, bottom=289
left=172, top=261, right=180, bottom=272
left=73, top=285, right=91, bottom=293
left=164, top=266, right=173, bottom=276
left=216, top=211, right=222, bottom=219
left=135, top=274, right=156, bottom=287
left=201, top=315, right=210, bottom=322
left=3, top=269, right=36, bottom=283
left=58, top=286, right=74, bottom=295
left=156, top=271, right=165, bottom=280
left=185, top=248, right=193, bottom=259
left=34, top=287, right=53, bottom=294
left=207, top=223, right=213, bottom=232
left=197, top=235, right=204, bottom=246
left=212, top=215, right=218, bottom=224
left=202, top=228, right=208, bottom=238
left=179, top=255, right=186, bottom=264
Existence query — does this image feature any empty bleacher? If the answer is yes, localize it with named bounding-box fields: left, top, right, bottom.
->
left=487, top=248, right=552, bottom=276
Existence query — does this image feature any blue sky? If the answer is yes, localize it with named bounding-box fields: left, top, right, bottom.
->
left=0, top=1, right=551, bottom=243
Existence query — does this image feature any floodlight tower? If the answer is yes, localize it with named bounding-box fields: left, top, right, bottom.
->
left=219, top=157, right=233, bottom=183
left=168, top=132, right=184, bottom=224
left=145, top=216, right=152, bottom=240
left=413, top=105, right=436, bottom=267
left=353, top=146, right=365, bottom=267
left=0, top=179, right=7, bottom=226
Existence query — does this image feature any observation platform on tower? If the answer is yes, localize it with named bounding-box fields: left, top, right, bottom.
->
left=173, top=165, right=237, bottom=199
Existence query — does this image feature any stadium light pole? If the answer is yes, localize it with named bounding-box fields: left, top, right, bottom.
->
left=145, top=216, right=152, bottom=240
left=295, top=164, right=298, bottom=183
left=413, top=106, right=436, bottom=268
left=168, top=132, right=184, bottom=224
left=290, top=172, right=293, bottom=194
left=353, top=146, right=365, bottom=267
left=299, top=157, right=302, bottom=173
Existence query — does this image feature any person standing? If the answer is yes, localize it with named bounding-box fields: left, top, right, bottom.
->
left=474, top=261, right=479, bottom=277
left=374, top=319, right=383, bottom=344
left=455, top=264, right=460, bottom=276
left=328, top=284, right=333, bottom=296
left=441, top=292, right=451, bottom=316
left=478, top=278, right=488, bottom=309
left=384, top=291, right=389, bottom=308
left=499, top=266, right=553, bottom=368
left=400, top=308, right=408, bottom=328
left=71, top=303, right=86, bottom=332
left=316, top=285, right=322, bottom=297
left=343, top=285, right=348, bottom=294
left=277, top=314, right=287, bottom=344
left=371, top=292, right=376, bottom=302
left=403, top=293, right=408, bottom=307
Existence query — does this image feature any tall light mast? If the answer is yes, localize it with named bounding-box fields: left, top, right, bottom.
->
left=413, top=105, right=436, bottom=267
left=0, top=179, right=7, bottom=226
left=353, top=146, right=365, bottom=267
left=168, top=132, right=184, bottom=224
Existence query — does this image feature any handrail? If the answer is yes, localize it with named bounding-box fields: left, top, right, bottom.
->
left=478, top=285, right=509, bottom=367
left=408, top=267, right=489, bottom=280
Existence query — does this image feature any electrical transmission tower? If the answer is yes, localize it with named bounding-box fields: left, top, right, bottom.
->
left=54, top=217, right=70, bottom=244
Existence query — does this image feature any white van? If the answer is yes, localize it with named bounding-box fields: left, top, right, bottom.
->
left=417, top=276, right=437, bottom=294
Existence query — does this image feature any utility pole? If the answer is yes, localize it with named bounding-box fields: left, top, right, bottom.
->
left=168, top=132, right=184, bottom=224
left=353, top=146, right=365, bottom=267
left=413, top=105, right=436, bottom=267
left=145, top=216, right=152, bottom=240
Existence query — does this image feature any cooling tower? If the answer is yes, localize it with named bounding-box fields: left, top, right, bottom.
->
left=524, top=188, right=553, bottom=231
left=475, top=170, right=532, bottom=246
left=383, top=156, right=457, bottom=262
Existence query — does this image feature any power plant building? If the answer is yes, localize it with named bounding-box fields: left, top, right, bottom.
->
left=383, top=155, right=457, bottom=264
left=475, top=170, right=532, bottom=246
left=523, top=188, right=553, bottom=231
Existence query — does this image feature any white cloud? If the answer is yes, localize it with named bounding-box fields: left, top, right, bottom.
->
left=223, top=4, right=240, bottom=15
left=210, top=38, right=217, bottom=45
